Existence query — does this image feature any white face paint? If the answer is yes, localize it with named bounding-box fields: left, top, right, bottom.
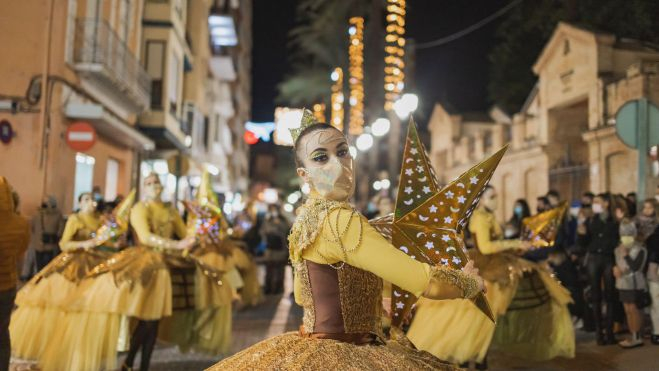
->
left=143, top=174, right=163, bottom=201
left=481, top=188, right=498, bottom=212
left=297, top=128, right=355, bottom=202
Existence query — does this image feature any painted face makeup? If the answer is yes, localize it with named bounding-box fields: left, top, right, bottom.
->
left=298, top=128, right=355, bottom=202
left=143, top=175, right=164, bottom=200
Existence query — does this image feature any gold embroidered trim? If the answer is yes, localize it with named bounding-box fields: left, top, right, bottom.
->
left=338, top=264, right=383, bottom=334
left=288, top=197, right=353, bottom=262
left=430, top=265, right=480, bottom=299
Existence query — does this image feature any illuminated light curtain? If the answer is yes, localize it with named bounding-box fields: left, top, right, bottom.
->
left=313, top=103, right=326, bottom=123
left=384, top=0, right=406, bottom=111
left=330, top=67, right=344, bottom=131
left=348, top=17, right=365, bottom=135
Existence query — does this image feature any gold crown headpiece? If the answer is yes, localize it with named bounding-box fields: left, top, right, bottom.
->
left=289, top=108, right=327, bottom=145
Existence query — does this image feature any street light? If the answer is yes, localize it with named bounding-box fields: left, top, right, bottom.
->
left=393, top=93, right=419, bottom=119
left=371, top=118, right=391, bottom=137
left=356, top=133, right=374, bottom=152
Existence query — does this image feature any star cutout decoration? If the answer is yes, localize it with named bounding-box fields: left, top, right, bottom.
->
left=520, top=202, right=569, bottom=249
left=93, top=189, right=136, bottom=247
left=369, top=118, right=508, bottom=327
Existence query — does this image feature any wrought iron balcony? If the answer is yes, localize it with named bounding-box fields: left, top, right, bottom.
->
left=73, top=18, right=151, bottom=113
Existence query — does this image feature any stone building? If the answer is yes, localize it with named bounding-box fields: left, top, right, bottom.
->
left=429, top=22, right=659, bottom=221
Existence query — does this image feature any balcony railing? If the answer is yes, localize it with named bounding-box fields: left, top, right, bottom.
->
left=73, top=18, right=151, bottom=111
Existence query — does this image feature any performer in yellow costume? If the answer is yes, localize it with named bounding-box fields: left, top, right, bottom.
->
left=408, top=185, right=575, bottom=368
left=10, top=192, right=104, bottom=361
left=208, top=110, right=485, bottom=370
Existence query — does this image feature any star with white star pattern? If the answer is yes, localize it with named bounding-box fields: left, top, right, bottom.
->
left=404, top=187, right=413, bottom=194
left=422, top=186, right=431, bottom=194
left=452, top=256, right=462, bottom=265
left=425, top=241, right=434, bottom=249
left=429, top=205, right=438, bottom=213
left=457, top=196, right=466, bottom=204
left=396, top=301, right=405, bottom=309
left=444, top=216, right=453, bottom=224
left=410, top=148, right=418, bottom=155
left=446, top=191, right=454, bottom=199
left=470, top=176, right=479, bottom=184
left=405, top=169, right=414, bottom=176
left=442, top=235, right=450, bottom=242
left=416, top=165, right=425, bottom=173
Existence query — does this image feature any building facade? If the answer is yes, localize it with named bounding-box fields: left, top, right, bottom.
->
left=429, top=23, right=659, bottom=222
left=0, top=0, right=154, bottom=215
left=0, top=0, right=251, bottom=217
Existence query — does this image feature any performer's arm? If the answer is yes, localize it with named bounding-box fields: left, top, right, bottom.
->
left=130, top=203, right=180, bottom=250
left=59, top=215, right=93, bottom=251
left=306, top=208, right=481, bottom=300
left=470, top=211, right=521, bottom=254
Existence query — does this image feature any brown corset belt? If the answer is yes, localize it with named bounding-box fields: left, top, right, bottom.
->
left=298, top=325, right=378, bottom=345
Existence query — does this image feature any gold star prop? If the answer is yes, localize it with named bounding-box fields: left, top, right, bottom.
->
left=371, top=119, right=506, bottom=326
left=93, top=189, right=136, bottom=247
left=521, top=201, right=568, bottom=248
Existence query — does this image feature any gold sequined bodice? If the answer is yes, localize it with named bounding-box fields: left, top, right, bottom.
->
left=143, top=201, right=176, bottom=238
left=297, top=259, right=383, bottom=335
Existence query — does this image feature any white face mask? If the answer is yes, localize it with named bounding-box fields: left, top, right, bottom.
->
left=592, top=203, right=604, bottom=214
left=298, top=129, right=355, bottom=202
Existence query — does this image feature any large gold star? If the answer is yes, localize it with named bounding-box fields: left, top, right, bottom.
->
left=371, top=119, right=506, bottom=325
left=521, top=201, right=568, bottom=248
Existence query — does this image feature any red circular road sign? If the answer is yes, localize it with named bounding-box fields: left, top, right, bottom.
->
left=66, top=122, right=96, bottom=151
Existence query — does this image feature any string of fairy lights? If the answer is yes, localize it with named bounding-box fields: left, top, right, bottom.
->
left=330, top=67, right=344, bottom=131
left=384, top=0, right=406, bottom=111
left=348, top=16, right=365, bottom=135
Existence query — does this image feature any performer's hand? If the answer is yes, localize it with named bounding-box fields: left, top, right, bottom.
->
left=519, top=240, right=533, bottom=250
left=382, top=297, right=392, bottom=318
left=612, top=265, right=622, bottom=278
left=81, top=239, right=97, bottom=249
left=176, top=236, right=197, bottom=250
left=462, top=261, right=486, bottom=294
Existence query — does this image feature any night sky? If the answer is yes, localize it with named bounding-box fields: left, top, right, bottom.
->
left=251, top=0, right=513, bottom=123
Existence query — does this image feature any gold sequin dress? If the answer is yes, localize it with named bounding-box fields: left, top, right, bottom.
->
left=209, top=198, right=472, bottom=371
left=408, top=207, right=575, bottom=364
left=10, top=212, right=105, bottom=362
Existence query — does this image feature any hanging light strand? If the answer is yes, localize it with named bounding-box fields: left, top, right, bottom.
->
left=348, top=17, right=365, bottom=135
left=384, top=0, right=406, bottom=111
left=330, top=67, right=344, bottom=131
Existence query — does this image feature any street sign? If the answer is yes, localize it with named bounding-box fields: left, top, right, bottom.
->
left=66, top=121, right=96, bottom=151
left=615, top=99, right=659, bottom=148
left=0, top=120, right=14, bottom=144
left=615, top=98, right=659, bottom=204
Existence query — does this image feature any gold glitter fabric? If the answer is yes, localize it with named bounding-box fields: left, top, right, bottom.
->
left=337, top=264, right=383, bottom=334
left=288, top=197, right=354, bottom=262
left=89, top=245, right=169, bottom=289
left=428, top=265, right=480, bottom=300
left=207, top=332, right=458, bottom=371
left=33, top=249, right=112, bottom=283
left=295, top=261, right=316, bottom=334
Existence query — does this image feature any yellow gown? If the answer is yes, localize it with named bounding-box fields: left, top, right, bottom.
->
left=407, top=207, right=575, bottom=363
left=10, top=212, right=105, bottom=362
left=209, top=197, right=479, bottom=370
left=230, top=239, right=264, bottom=307
left=39, top=201, right=232, bottom=370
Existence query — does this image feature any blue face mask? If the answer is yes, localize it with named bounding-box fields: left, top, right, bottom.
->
left=514, top=205, right=524, bottom=216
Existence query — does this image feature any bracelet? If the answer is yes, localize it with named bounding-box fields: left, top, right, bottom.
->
left=430, top=265, right=480, bottom=299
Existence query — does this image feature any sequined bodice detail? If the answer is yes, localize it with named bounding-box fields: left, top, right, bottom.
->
left=298, top=260, right=383, bottom=334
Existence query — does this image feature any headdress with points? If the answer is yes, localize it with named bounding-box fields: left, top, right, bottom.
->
left=92, top=189, right=136, bottom=247
left=370, top=118, right=507, bottom=326
left=290, top=108, right=328, bottom=145
left=521, top=201, right=568, bottom=248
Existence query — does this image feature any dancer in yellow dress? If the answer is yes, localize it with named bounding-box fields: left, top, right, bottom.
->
left=407, top=185, right=575, bottom=368
left=11, top=192, right=103, bottom=361
left=208, top=110, right=484, bottom=370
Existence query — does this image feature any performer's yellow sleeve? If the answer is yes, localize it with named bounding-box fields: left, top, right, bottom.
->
left=59, top=215, right=84, bottom=251
left=303, top=209, right=470, bottom=299
left=469, top=210, right=521, bottom=254
left=172, top=211, right=187, bottom=239
left=130, top=203, right=179, bottom=249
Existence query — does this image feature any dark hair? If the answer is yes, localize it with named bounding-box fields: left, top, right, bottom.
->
left=547, top=189, right=560, bottom=199
left=511, top=199, right=530, bottom=220
left=78, top=192, right=92, bottom=203
left=293, top=123, right=345, bottom=167
left=582, top=191, right=595, bottom=199
left=537, top=196, right=549, bottom=204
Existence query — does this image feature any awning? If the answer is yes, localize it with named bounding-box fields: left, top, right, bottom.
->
left=65, top=103, right=155, bottom=151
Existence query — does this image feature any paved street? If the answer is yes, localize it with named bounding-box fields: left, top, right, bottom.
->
left=11, top=295, right=657, bottom=370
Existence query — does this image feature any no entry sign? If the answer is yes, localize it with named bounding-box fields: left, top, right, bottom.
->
left=66, top=121, right=96, bottom=151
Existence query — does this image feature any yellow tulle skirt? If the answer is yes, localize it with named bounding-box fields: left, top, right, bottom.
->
left=207, top=332, right=458, bottom=371
left=10, top=249, right=114, bottom=363
left=407, top=255, right=575, bottom=364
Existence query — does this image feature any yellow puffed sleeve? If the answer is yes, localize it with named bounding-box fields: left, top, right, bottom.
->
left=303, top=208, right=435, bottom=298
left=59, top=214, right=83, bottom=251
left=469, top=208, right=521, bottom=255
left=172, top=209, right=187, bottom=239
left=130, top=202, right=179, bottom=250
